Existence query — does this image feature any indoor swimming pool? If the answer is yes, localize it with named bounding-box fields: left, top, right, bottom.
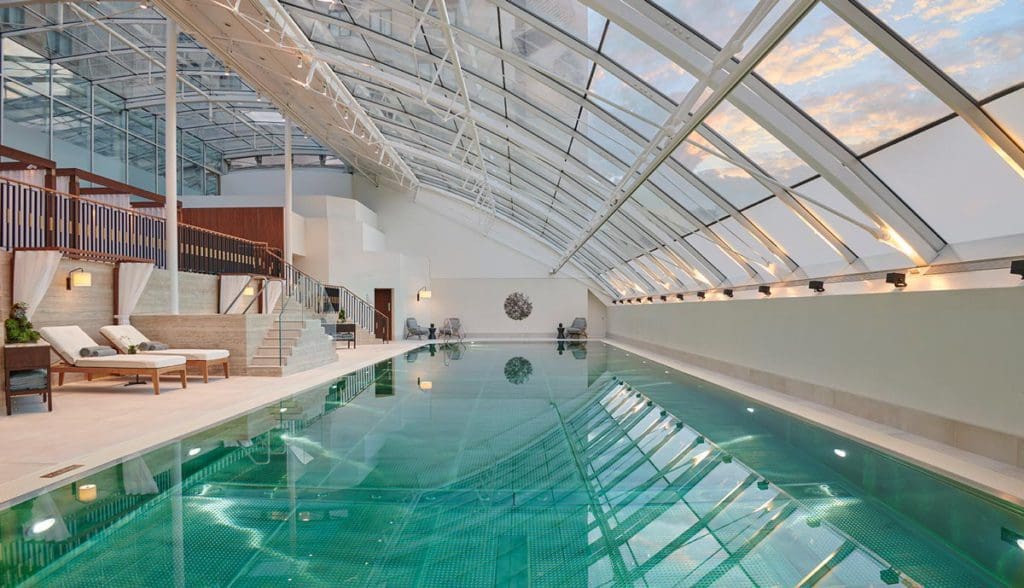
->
left=2, top=342, right=1022, bottom=586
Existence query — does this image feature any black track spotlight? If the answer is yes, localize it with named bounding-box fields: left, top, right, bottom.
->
left=646, top=296, right=653, bottom=303
left=723, top=288, right=734, bottom=298
left=809, top=280, right=825, bottom=293
left=758, top=285, right=772, bottom=297
left=696, top=291, right=706, bottom=300
left=660, top=295, right=667, bottom=302
left=885, top=272, right=907, bottom=288
left=757, top=479, right=770, bottom=491
left=675, top=293, right=684, bottom=301
left=1011, top=260, right=1024, bottom=279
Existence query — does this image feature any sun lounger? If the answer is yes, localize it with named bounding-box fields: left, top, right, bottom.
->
left=38, top=326, right=188, bottom=395
left=100, top=325, right=230, bottom=383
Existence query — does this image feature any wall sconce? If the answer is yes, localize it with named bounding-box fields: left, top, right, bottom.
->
left=417, top=287, right=432, bottom=301
left=696, top=291, right=706, bottom=300
left=758, top=285, right=772, bottom=297
left=75, top=483, right=97, bottom=503
left=417, top=377, right=432, bottom=390
left=242, top=285, right=255, bottom=296
left=66, top=267, right=92, bottom=290
left=809, top=280, right=825, bottom=293
left=885, top=272, right=907, bottom=288
left=1010, top=260, right=1023, bottom=279
left=723, top=289, right=734, bottom=298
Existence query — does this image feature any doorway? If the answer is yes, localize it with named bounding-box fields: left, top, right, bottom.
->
left=374, top=288, right=393, bottom=341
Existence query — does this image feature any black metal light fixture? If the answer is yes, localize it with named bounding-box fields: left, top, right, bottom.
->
left=675, top=293, right=684, bottom=301
left=723, top=288, right=734, bottom=298
left=885, top=272, right=907, bottom=288
left=809, top=280, right=825, bottom=293
left=1010, top=260, right=1024, bottom=279
left=646, top=296, right=653, bottom=303
left=758, top=285, right=771, bottom=296
left=757, top=479, right=770, bottom=491
left=660, top=295, right=667, bottom=302
left=696, top=291, right=706, bottom=300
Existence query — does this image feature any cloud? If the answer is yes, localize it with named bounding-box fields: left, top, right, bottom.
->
left=757, top=23, right=875, bottom=86
left=911, top=0, right=1005, bottom=22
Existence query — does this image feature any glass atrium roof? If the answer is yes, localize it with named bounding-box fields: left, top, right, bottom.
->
left=3, top=0, right=1023, bottom=295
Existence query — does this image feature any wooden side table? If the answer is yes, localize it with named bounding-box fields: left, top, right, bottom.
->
left=4, top=343, right=53, bottom=415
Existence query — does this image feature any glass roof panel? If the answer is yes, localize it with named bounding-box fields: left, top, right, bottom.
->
left=499, top=8, right=593, bottom=89
left=588, top=66, right=667, bottom=139
left=859, top=0, right=1024, bottom=98
left=755, top=3, right=950, bottom=153
left=670, top=141, right=769, bottom=210
left=742, top=198, right=844, bottom=270
left=702, top=100, right=814, bottom=185
left=600, top=23, right=697, bottom=102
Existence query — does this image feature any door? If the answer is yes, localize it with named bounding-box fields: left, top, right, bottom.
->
left=373, top=288, right=393, bottom=341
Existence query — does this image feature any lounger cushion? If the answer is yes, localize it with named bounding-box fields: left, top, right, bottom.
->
left=76, top=354, right=186, bottom=369
left=143, top=349, right=229, bottom=361
left=100, top=325, right=228, bottom=360
left=98, top=325, right=151, bottom=352
left=39, top=326, right=99, bottom=365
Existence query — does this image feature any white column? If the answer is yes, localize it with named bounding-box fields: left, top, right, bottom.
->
left=284, top=120, right=293, bottom=264
left=165, top=21, right=179, bottom=314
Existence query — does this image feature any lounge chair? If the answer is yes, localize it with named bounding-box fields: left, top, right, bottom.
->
left=405, top=318, right=429, bottom=339
left=100, top=325, right=230, bottom=383
left=566, top=317, right=588, bottom=339
left=438, top=318, right=465, bottom=342
left=38, top=326, right=188, bottom=395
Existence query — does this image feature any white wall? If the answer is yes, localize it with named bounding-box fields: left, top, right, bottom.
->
left=422, top=277, right=588, bottom=337
left=607, top=286, right=1024, bottom=438
left=221, top=167, right=353, bottom=197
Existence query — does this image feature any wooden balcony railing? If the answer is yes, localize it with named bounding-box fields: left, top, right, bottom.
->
left=0, top=175, right=275, bottom=276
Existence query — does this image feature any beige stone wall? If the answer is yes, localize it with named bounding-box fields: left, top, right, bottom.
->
left=135, top=269, right=219, bottom=315
left=132, top=314, right=274, bottom=376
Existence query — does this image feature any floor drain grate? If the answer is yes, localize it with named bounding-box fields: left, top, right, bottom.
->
left=40, top=464, right=83, bottom=478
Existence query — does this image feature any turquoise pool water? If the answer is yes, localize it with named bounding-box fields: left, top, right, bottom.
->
left=2, top=342, right=1023, bottom=586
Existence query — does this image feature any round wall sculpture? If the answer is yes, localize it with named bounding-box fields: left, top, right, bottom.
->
left=504, top=292, right=533, bottom=321
left=504, top=357, right=533, bottom=385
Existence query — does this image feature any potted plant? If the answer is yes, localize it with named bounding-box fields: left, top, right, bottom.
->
left=4, top=302, right=40, bottom=344
left=127, top=344, right=138, bottom=355
left=338, top=308, right=347, bottom=323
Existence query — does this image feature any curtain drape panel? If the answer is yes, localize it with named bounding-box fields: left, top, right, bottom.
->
left=12, top=249, right=63, bottom=320
left=116, top=262, right=155, bottom=324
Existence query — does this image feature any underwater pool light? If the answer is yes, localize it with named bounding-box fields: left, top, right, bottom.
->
left=834, top=449, right=847, bottom=458
left=188, top=447, right=201, bottom=456
left=31, top=518, right=56, bottom=535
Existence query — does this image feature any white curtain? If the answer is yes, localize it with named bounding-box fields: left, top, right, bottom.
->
left=116, top=262, right=155, bottom=325
left=122, top=457, right=159, bottom=495
left=22, top=493, right=70, bottom=542
left=81, top=193, right=131, bottom=209
left=12, top=249, right=63, bottom=320
left=262, top=279, right=284, bottom=314
left=219, top=275, right=251, bottom=314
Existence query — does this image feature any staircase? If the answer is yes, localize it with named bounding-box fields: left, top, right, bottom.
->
left=247, top=305, right=337, bottom=377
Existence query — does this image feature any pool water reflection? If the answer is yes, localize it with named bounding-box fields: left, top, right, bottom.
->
left=2, top=342, right=1022, bottom=586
